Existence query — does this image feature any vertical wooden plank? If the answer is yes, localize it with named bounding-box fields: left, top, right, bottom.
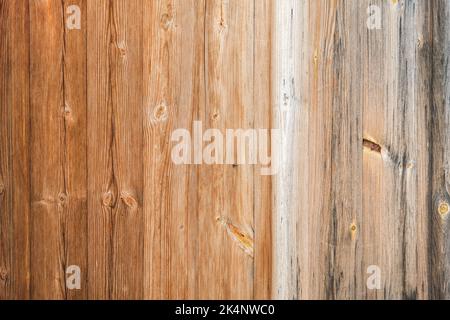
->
left=419, top=0, right=450, bottom=299
left=29, top=0, right=87, bottom=299
left=0, top=0, right=30, bottom=299
left=29, top=0, right=66, bottom=299
left=87, top=0, right=144, bottom=299
left=62, top=0, right=88, bottom=300
left=253, top=0, right=273, bottom=299
left=143, top=0, right=273, bottom=299
left=361, top=0, right=425, bottom=299
left=361, top=0, right=390, bottom=300
left=311, top=0, right=363, bottom=299
left=415, top=0, right=433, bottom=300
left=143, top=0, right=205, bottom=299
left=197, top=0, right=255, bottom=299
left=273, top=0, right=363, bottom=299
left=272, top=0, right=305, bottom=299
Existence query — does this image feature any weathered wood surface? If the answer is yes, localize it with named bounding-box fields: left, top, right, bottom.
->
left=0, top=0, right=449, bottom=300
left=273, top=0, right=450, bottom=299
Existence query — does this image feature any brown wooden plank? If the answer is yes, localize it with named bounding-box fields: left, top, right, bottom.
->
left=87, top=0, right=144, bottom=299
left=195, top=0, right=256, bottom=299
left=29, top=0, right=67, bottom=299
left=0, top=0, right=31, bottom=299
left=253, top=0, right=273, bottom=300
left=62, top=0, right=88, bottom=300
left=1, top=0, right=449, bottom=300
left=143, top=0, right=205, bottom=299
left=29, top=0, right=88, bottom=299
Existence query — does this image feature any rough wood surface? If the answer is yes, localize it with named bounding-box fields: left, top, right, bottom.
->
left=29, top=0, right=86, bottom=299
left=0, top=0, right=30, bottom=299
left=273, top=0, right=450, bottom=300
left=87, top=0, right=143, bottom=299
left=0, top=0, right=449, bottom=300
left=143, top=0, right=272, bottom=299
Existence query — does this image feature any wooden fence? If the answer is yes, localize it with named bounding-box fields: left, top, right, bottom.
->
left=0, top=0, right=449, bottom=299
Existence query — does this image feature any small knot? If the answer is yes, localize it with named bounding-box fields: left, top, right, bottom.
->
left=101, top=191, right=115, bottom=208
left=152, top=103, right=168, bottom=122
left=0, top=268, right=8, bottom=281
left=313, top=49, right=319, bottom=65
left=58, top=192, right=68, bottom=205
left=160, top=13, right=173, bottom=31
left=63, top=104, right=71, bottom=116
left=211, top=111, right=220, bottom=122
left=417, top=35, right=423, bottom=49
left=349, top=223, right=358, bottom=240
left=0, top=182, right=4, bottom=195
left=120, top=192, right=139, bottom=210
left=438, top=202, right=449, bottom=217
left=218, top=18, right=227, bottom=32
left=116, top=40, right=127, bottom=57
left=363, top=138, right=382, bottom=154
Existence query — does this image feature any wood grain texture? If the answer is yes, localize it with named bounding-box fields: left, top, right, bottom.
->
left=143, top=0, right=272, bottom=299
left=29, top=0, right=87, bottom=299
left=253, top=0, right=273, bottom=300
left=273, top=0, right=450, bottom=300
left=273, top=0, right=363, bottom=299
left=361, top=0, right=422, bottom=299
left=0, top=0, right=450, bottom=300
left=198, top=0, right=256, bottom=299
left=143, top=0, right=205, bottom=299
left=87, top=0, right=143, bottom=299
left=0, top=0, right=30, bottom=299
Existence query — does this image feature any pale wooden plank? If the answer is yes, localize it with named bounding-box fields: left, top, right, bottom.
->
left=272, top=0, right=306, bottom=299
left=361, top=0, right=424, bottom=299
left=273, top=0, right=363, bottom=299
left=196, top=0, right=256, bottom=299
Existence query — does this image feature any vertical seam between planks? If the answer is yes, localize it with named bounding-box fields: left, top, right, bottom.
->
left=85, top=0, right=89, bottom=298
left=27, top=0, right=32, bottom=299
left=252, top=0, right=256, bottom=299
